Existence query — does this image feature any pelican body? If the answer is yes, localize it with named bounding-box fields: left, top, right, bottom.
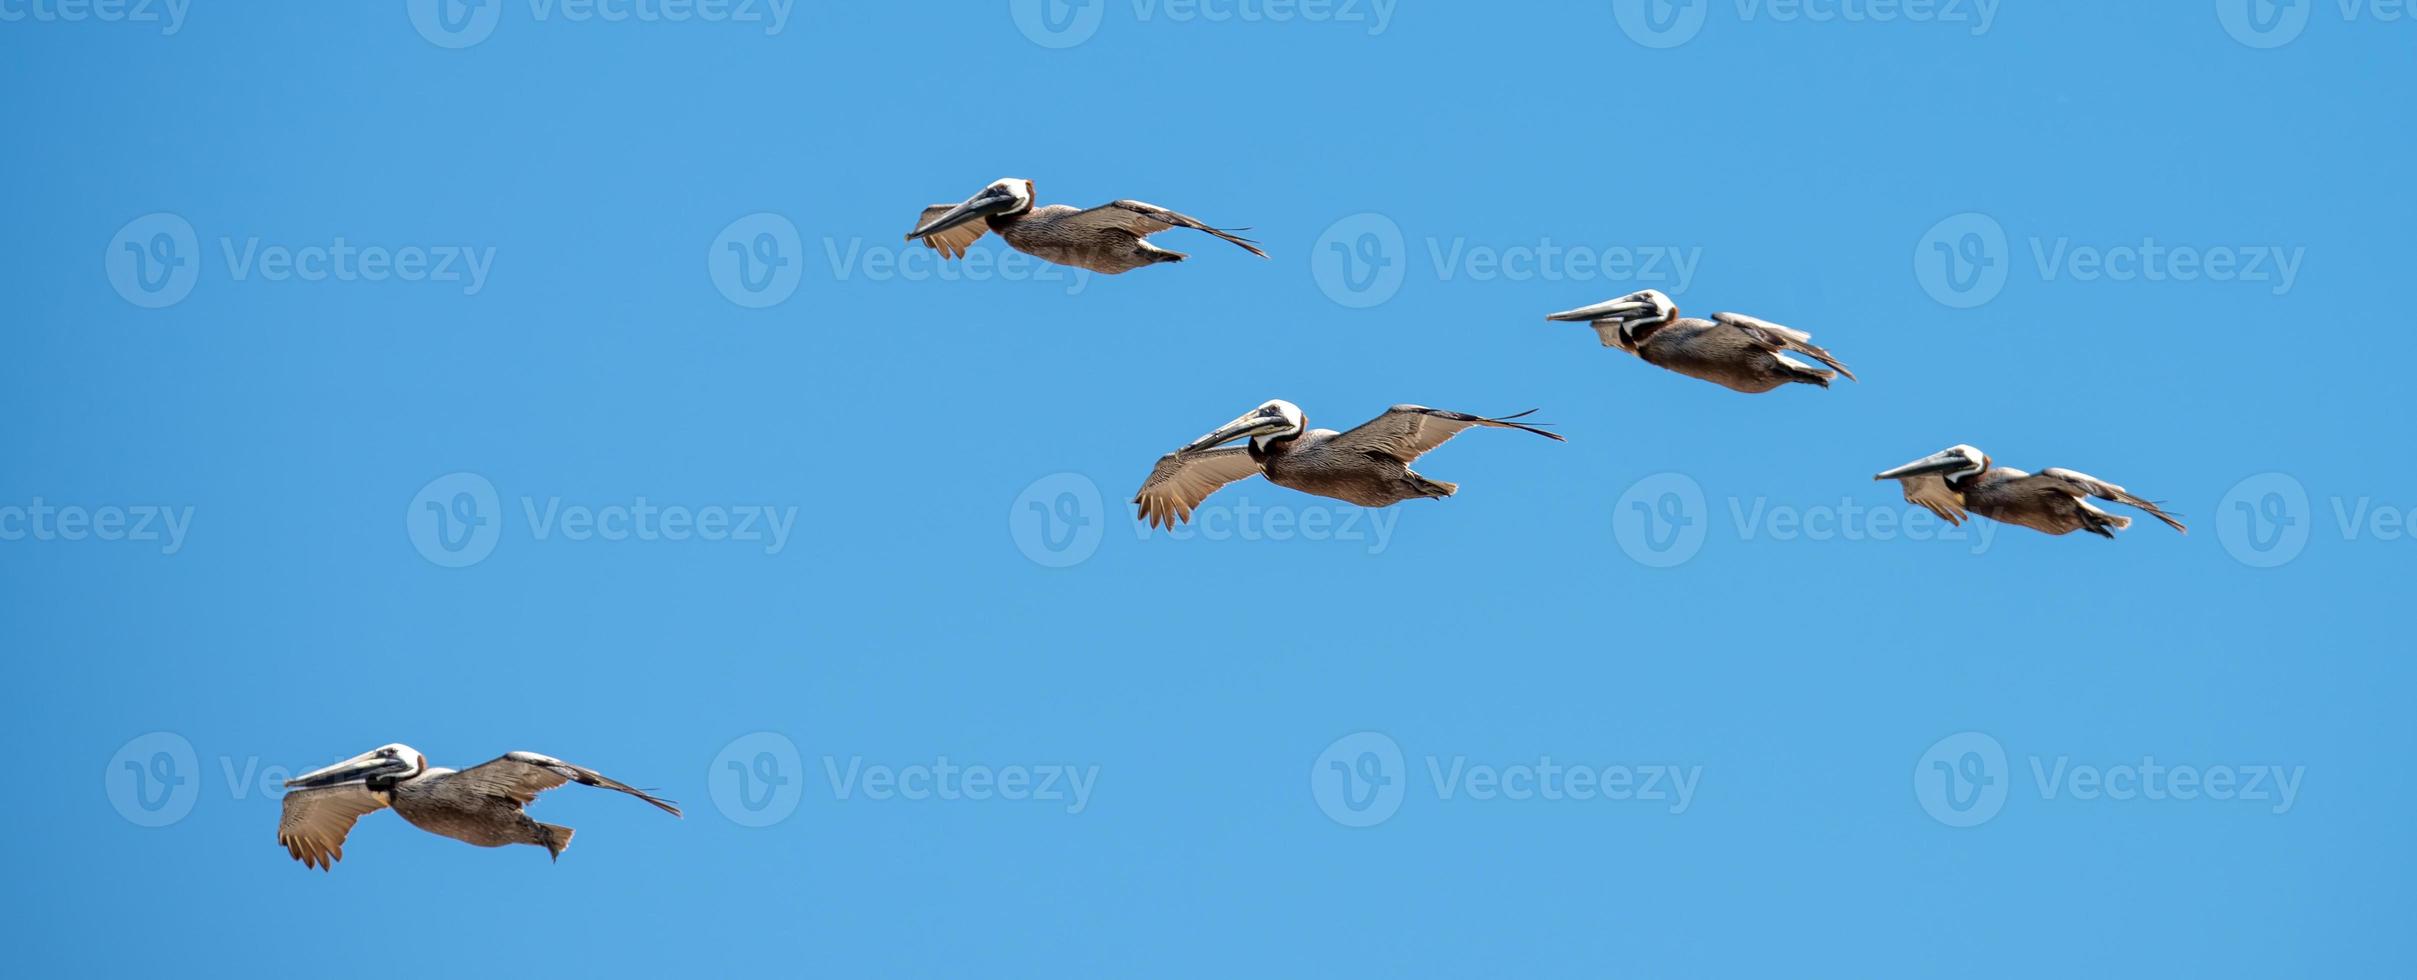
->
left=1875, top=444, right=2186, bottom=538
left=277, top=744, right=679, bottom=870
left=1547, top=289, right=1856, bottom=393
left=906, top=178, right=1267, bottom=275
left=1134, top=400, right=1564, bottom=527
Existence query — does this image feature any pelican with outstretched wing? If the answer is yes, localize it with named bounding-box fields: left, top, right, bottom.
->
left=1547, top=289, right=1857, bottom=393
left=906, top=177, right=1267, bottom=275
left=1134, top=400, right=1566, bottom=528
left=277, top=744, right=678, bottom=870
left=1874, top=444, right=2186, bottom=538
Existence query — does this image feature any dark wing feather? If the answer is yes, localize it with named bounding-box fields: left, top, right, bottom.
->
left=1067, top=200, right=1268, bottom=257
left=1894, top=473, right=1969, bottom=526
left=2040, top=467, right=2187, bottom=532
left=911, top=204, right=989, bottom=259
left=1711, top=311, right=1857, bottom=382
left=1133, top=446, right=1263, bottom=529
left=447, top=752, right=682, bottom=816
left=278, top=785, right=389, bottom=871
left=1326, top=405, right=1566, bottom=464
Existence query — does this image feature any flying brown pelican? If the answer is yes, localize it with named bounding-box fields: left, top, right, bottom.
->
left=1134, top=400, right=1565, bottom=527
left=905, top=177, right=1268, bottom=274
left=1874, top=444, right=2187, bottom=538
left=277, top=744, right=678, bottom=870
left=1545, top=289, right=1856, bottom=393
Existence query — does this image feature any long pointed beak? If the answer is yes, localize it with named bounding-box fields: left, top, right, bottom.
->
left=1184, top=413, right=1290, bottom=452
left=1544, top=289, right=1676, bottom=324
left=1874, top=452, right=1967, bottom=481
left=285, top=753, right=410, bottom=790
left=905, top=190, right=1018, bottom=241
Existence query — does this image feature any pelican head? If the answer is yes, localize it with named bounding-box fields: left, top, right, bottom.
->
left=1874, top=444, right=1991, bottom=485
left=1545, top=289, right=1680, bottom=352
left=1185, top=399, right=1306, bottom=452
left=286, top=743, right=425, bottom=791
left=906, top=177, right=1036, bottom=241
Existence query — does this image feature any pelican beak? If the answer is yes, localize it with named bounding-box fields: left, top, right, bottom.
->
left=905, top=188, right=1022, bottom=241
left=285, top=751, right=412, bottom=790
left=1183, top=410, right=1292, bottom=452
left=1874, top=451, right=1969, bottom=481
left=1544, top=289, right=1677, bottom=326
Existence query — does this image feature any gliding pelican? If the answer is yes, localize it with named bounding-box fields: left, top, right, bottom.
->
left=906, top=177, right=1268, bottom=275
left=1546, top=288, right=1857, bottom=393
left=1134, top=400, right=1565, bottom=528
left=1874, top=444, right=2186, bottom=538
left=277, top=744, right=679, bottom=870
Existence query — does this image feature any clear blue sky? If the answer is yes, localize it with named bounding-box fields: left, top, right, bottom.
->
left=3, top=2, right=2411, bottom=975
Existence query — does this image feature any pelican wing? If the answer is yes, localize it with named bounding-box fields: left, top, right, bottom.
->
left=911, top=204, right=990, bottom=259
left=278, top=784, right=390, bottom=871
left=1067, top=200, right=1269, bottom=257
left=447, top=752, right=682, bottom=816
left=1326, top=405, right=1565, bottom=465
left=2039, top=467, right=2186, bottom=532
left=1893, top=473, right=1969, bottom=526
left=1711, top=311, right=1857, bottom=382
left=1134, top=446, right=1262, bottom=529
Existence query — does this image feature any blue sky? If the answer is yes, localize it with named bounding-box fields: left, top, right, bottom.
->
left=2, top=2, right=2411, bottom=975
